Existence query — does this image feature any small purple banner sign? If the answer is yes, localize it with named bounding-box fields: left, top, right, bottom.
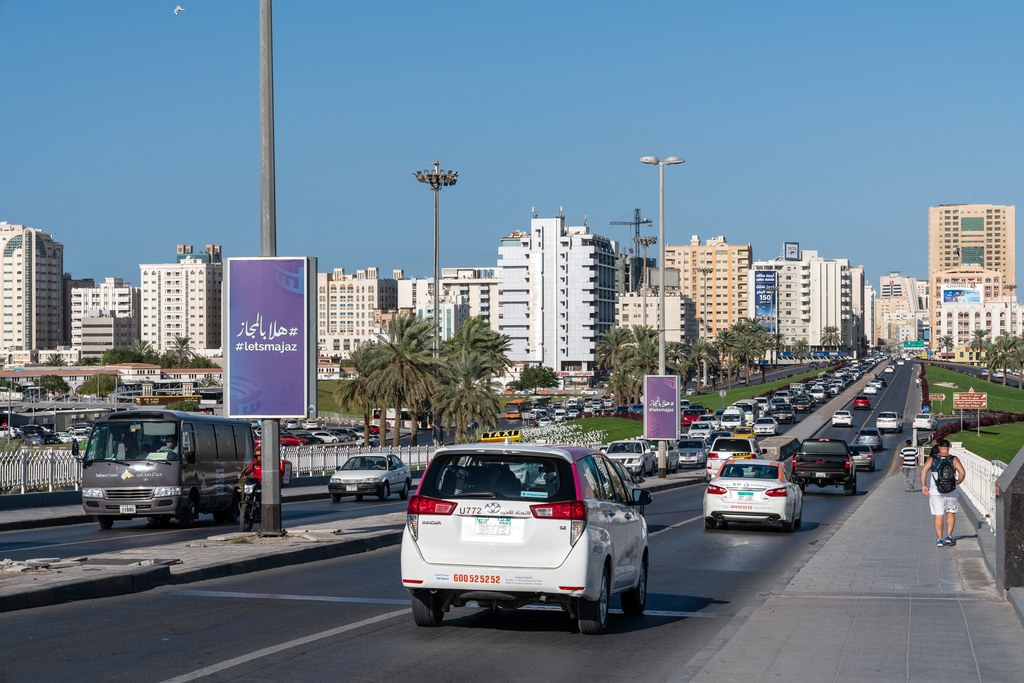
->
left=224, top=257, right=317, bottom=418
left=643, top=375, right=680, bottom=440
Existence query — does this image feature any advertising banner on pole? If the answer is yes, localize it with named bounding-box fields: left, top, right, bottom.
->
left=224, top=257, right=317, bottom=418
left=753, top=270, right=777, bottom=333
left=643, top=375, right=680, bottom=441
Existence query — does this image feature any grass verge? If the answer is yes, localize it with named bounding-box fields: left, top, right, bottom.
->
left=685, top=367, right=829, bottom=411
left=924, top=365, right=1024, bottom=415
left=569, top=417, right=643, bottom=443
left=946, top=420, right=1024, bottom=464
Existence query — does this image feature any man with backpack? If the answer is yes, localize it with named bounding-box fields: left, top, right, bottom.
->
left=899, top=439, right=919, bottom=492
left=920, top=439, right=966, bottom=547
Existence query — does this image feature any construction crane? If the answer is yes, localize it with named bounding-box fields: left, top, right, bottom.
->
left=611, top=209, right=653, bottom=293
left=610, top=208, right=652, bottom=240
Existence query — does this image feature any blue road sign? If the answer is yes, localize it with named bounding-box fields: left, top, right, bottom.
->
left=922, top=406, right=930, bottom=413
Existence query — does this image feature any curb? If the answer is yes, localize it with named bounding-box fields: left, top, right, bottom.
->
left=0, top=564, right=173, bottom=613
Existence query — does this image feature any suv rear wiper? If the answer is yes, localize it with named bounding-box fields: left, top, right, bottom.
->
left=453, top=492, right=497, bottom=498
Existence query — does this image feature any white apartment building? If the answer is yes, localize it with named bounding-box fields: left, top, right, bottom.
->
left=417, top=295, right=471, bottom=341
left=746, top=248, right=865, bottom=356
left=398, top=268, right=502, bottom=333
left=874, top=272, right=926, bottom=346
left=139, top=245, right=223, bottom=352
left=933, top=298, right=1024, bottom=347
left=71, top=277, right=140, bottom=347
left=615, top=288, right=698, bottom=345
left=316, top=267, right=398, bottom=358
left=0, top=222, right=65, bottom=352
left=496, top=213, right=618, bottom=384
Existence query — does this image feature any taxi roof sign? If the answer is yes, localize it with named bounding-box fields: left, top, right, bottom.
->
left=481, top=429, right=522, bottom=443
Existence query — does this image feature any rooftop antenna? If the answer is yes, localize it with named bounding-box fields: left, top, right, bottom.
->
left=532, top=207, right=537, bottom=218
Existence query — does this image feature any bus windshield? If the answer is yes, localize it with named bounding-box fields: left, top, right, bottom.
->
left=85, top=421, right=181, bottom=462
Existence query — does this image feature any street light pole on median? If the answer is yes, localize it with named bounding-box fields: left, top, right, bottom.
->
left=413, top=162, right=459, bottom=359
left=259, top=0, right=282, bottom=535
left=640, top=156, right=683, bottom=478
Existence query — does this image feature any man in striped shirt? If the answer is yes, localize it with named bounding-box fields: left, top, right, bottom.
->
left=900, top=439, right=918, bottom=492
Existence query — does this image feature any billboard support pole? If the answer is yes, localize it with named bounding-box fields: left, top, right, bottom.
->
left=259, top=0, right=282, bottom=535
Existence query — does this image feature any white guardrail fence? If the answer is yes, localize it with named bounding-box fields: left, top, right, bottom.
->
left=949, top=442, right=1008, bottom=536
left=0, top=445, right=441, bottom=495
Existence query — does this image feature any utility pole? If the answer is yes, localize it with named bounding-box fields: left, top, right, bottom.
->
left=413, top=163, right=459, bottom=359
left=696, top=266, right=714, bottom=387
left=259, top=0, right=282, bottom=535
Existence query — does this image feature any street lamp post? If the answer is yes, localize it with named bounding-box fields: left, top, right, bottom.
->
left=632, top=236, right=657, bottom=327
left=413, top=162, right=459, bottom=359
left=696, top=266, right=714, bottom=387
left=640, top=156, right=683, bottom=478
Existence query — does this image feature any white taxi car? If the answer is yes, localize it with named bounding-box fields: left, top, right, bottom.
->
left=401, top=444, right=652, bottom=635
left=703, top=459, right=803, bottom=532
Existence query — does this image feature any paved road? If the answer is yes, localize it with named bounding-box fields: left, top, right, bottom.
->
left=0, top=366, right=919, bottom=683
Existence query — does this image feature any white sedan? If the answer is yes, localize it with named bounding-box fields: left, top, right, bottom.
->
left=703, top=459, right=803, bottom=532
left=863, top=384, right=879, bottom=395
left=831, top=411, right=854, bottom=427
left=752, top=417, right=779, bottom=436
left=310, top=430, right=339, bottom=443
left=912, top=414, right=938, bottom=430
left=884, top=366, right=895, bottom=374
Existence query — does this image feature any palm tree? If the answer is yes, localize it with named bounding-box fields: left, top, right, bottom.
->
left=820, top=326, right=842, bottom=357
left=171, top=336, right=194, bottom=366
left=666, top=341, right=693, bottom=392
left=433, top=351, right=502, bottom=443
left=969, top=329, right=990, bottom=366
left=595, top=326, right=635, bottom=373
left=712, top=329, right=737, bottom=388
left=365, top=314, right=441, bottom=447
left=688, top=338, right=717, bottom=389
left=625, top=336, right=661, bottom=379
left=444, top=317, right=511, bottom=374
left=607, top=367, right=639, bottom=405
left=792, top=338, right=810, bottom=364
left=1009, top=346, right=1024, bottom=391
left=333, top=346, right=377, bottom=446
left=732, top=333, right=762, bottom=385
left=937, top=334, right=955, bottom=358
left=45, top=353, right=66, bottom=366
left=994, top=334, right=1018, bottom=385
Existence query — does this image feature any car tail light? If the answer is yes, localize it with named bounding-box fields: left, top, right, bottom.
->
left=765, top=487, right=788, bottom=497
left=708, top=452, right=719, bottom=459
left=845, top=456, right=851, bottom=469
left=531, top=501, right=587, bottom=545
left=406, top=495, right=456, bottom=542
left=707, top=484, right=727, bottom=495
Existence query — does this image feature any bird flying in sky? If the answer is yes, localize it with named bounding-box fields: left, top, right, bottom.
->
left=174, top=5, right=184, bottom=15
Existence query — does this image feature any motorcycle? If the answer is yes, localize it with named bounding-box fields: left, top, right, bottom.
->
left=239, top=476, right=262, bottom=532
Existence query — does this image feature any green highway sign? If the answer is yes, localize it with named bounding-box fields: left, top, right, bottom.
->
left=902, top=340, right=925, bottom=348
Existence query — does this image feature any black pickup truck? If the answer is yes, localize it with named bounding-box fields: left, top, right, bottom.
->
left=792, top=438, right=857, bottom=496
left=771, top=403, right=796, bottom=424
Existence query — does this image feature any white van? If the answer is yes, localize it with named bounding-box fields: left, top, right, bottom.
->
left=720, top=408, right=745, bottom=430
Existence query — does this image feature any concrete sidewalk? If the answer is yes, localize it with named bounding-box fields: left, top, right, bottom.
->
left=673, top=472, right=1024, bottom=683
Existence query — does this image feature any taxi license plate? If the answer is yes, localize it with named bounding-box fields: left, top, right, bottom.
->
left=738, top=492, right=753, bottom=498
left=476, top=517, right=511, bottom=536
left=346, top=485, right=358, bottom=491
left=119, top=505, right=136, bottom=514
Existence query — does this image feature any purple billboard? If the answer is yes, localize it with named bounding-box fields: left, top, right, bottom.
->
left=224, top=257, right=316, bottom=418
left=643, top=375, right=680, bottom=440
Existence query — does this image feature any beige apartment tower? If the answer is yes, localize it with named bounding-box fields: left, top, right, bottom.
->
left=665, top=236, right=752, bottom=338
left=928, top=204, right=1015, bottom=288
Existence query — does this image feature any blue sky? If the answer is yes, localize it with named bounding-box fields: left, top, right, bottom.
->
left=2, top=1, right=1023, bottom=288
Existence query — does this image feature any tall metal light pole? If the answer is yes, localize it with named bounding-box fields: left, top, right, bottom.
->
left=696, top=266, right=714, bottom=387
left=640, top=156, right=683, bottom=478
left=413, top=162, right=459, bottom=358
left=632, top=236, right=657, bottom=327
left=259, top=0, right=282, bottom=535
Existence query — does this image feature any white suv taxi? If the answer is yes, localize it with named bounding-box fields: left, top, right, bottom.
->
left=401, top=444, right=652, bottom=635
left=704, top=458, right=803, bottom=532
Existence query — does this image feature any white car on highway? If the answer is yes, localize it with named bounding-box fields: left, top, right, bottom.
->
left=752, top=417, right=779, bottom=436
left=703, top=459, right=803, bottom=532
left=863, top=383, right=879, bottom=395
left=876, top=412, right=904, bottom=434
left=884, top=366, right=895, bottom=374
left=831, top=410, right=854, bottom=427
left=912, top=414, right=938, bottom=430
left=688, top=421, right=715, bottom=440
left=401, top=444, right=652, bottom=635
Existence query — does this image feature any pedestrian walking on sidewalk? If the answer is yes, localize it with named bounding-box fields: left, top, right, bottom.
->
left=899, top=439, right=918, bottom=491
left=920, top=439, right=966, bottom=547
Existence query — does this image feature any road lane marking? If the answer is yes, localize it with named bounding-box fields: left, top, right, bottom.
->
left=165, top=589, right=731, bottom=620
left=650, top=514, right=703, bottom=536
left=155, top=609, right=408, bottom=683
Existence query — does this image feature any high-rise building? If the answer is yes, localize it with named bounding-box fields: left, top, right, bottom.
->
left=928, top=265, right=1009, bottom=352
left=139, top=245, right=223, bottom=352
left=874, top=272, right=925, bottom=346
left=316, top=267, right=397, bottom=358
left=746, top=248, right=866, bottom=356
left=62, top=274, right=95, bottom=346
left=665, top=236, right=752, bottom=339
left=496, top=213, right=618, bottom=386
left=0, top=222, right=65, bottom=351
left=440, top=268, right=501, bottom=331
left=417, top=295, right=471, bottom=341
left=70, top=278, right=141, bottom=351
left=928, top=204, right=1015, bottom=287
left=615, top=289, right=698, bottom=345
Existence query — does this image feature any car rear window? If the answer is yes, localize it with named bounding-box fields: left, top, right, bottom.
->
left=719, top=463, right=779, bottom=479
left=607, top=442, right=642, bottom=454
left=799, top=440, right=850, bottom=455
left=678, top=440, right=705, bottom=449
left=420, top=453, right=575, bottom=502
left=711, top=438, right=753, bottom=452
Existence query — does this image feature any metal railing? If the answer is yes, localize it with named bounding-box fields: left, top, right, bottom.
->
left=0, top=445, right=440, bottom=494
left=949, top=442, right=1008, bottom=535
left=0, top=450, right=82, bottom=494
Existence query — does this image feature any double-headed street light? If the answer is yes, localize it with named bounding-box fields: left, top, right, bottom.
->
left=640, top=155, right=684, bottom=478
left=413, top=162, right=459, bottom=359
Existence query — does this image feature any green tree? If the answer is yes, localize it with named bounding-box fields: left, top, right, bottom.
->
left=792, top=338, right=810, bottom=364
left=687, top=338, right=717, bottom=389
left=364, top=315, right=440, bottom=447
left=969, top=329, right=990, bottom=363
left=820, top=326, right=842, bottom=356
left=170, top=336, right=194, bottom=367
left=166, top=399, right=199, bottom=412
left=333, top=346, right=378, bottom=447
left=199, top=374, right=222, bottom=388
left=75, top=356, right=101, bottom=366
left=938, top=334, right=955, bottom=356
left=607, top=367, right=639, bottom=405
left=78, top=374, right=116, bottom=396
left=433, top=351, right=502, bottom=443
left=595, top=326, right=635, bottom=374
left=45, top=353, right=66, bottom=367
left=37, top=375, right=71, bottom=396
left=519, top=366, right=559, bottom=392
left=444, top=317, right=512, bottom=375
